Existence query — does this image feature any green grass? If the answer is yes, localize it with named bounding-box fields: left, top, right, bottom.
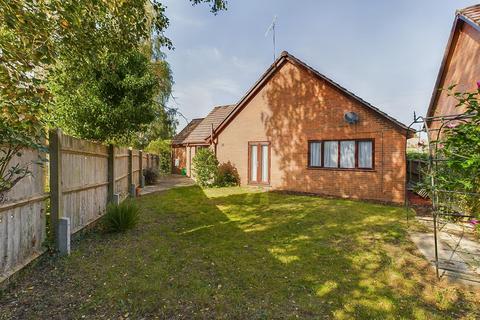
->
left=1, top=186, right=479, bottom=319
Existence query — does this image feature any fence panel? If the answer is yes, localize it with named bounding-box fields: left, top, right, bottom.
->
left=0, top=149, right=47, bottom=281
left=114, top=147, right=130, bottom=201
left=142, top=153, right=147, bottom=172
left=407, top=159, right=428, bottom=186
left=1, top=133, right=159, bottom=282
left=132, top=150, right=140, bottom=188
left=60, top=135, right=109, bottom=234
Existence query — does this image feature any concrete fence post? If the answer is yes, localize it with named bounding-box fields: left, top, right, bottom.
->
left=107, top=144, right=115, bottom=203
left=49, top=128, right=63, bottom=250
left=113, top=193, right=121, bottom=205
left=58, top=217, right=71, bottom=255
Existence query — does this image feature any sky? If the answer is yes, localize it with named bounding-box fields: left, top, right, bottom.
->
left=162, top=0, right=479, bottom=131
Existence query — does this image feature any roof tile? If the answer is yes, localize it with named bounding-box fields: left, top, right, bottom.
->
left=459, top=4, right=480, bottom=26
left=183, top=105, right=235, bottom=144
left=172, top=118, right=203, bottom=145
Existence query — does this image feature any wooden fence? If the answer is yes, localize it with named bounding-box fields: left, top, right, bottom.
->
left=0, top=130, right=159, bottom=282
left=407, top=159, right=428, bottom=188
left=0, top=148, right=47, bottom=283
left=114, top=147, right=130, bottom=202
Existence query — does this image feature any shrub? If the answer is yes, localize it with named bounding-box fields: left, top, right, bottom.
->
left=143, top=167, right=159, bottom=185
left=407, top=151, right=429, bottom=161
left=435, top=86, right=480, bottom=217
left=103, top=201, right=140, bottom=232
left=145, top=139, right=172, bottom=174
left=215, top=162, right=240, bottom=187
left=192, top=148, right=218, bottom=187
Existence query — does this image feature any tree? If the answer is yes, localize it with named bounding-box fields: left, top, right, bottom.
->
left=0, top=0, right=227, bottom=197
left=129, top=56, right=178, bottom=149
left=145, top=139, right=172, bottom=173
left=0, top=0, right=54, bottom=201
left=47, top=0, right=225, bottom=144
left=49, top=50, right=160, bottom=143
left=191, top=0, right=228, bottom=13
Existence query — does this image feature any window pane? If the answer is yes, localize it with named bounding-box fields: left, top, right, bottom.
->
left=323, top=141, right=338, bottom=168
left=261, top=145, right=269, bottom=182
left=358, top=141, right=373, bottom=168
left=309, top=142, right=321, bottom=167
left=251, top=145, right=257, bottom=181
left=340, top=141, right=355, bottom=168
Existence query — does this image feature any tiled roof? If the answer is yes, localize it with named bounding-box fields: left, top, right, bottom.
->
left=183, top=105, right=235, bottom=144
left=172, top=118, right=203, bottom=145
left=458, top=4, right=480, bottom=26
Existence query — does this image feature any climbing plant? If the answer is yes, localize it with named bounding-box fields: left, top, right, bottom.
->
left=434, top=84, right=480, bottom=218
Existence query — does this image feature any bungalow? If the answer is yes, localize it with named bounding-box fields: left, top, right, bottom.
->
left=172, top=105, right=234, bottom=176
left=171, top=118, right=202, bottom=174
left=174, top=51, right=413, bottom=203
left=427, top=4, right=480, bottom=129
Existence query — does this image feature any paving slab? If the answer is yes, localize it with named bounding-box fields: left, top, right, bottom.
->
left=409, top=222, right=480, bottom=286
left=140, top=174, right=195, bottom=196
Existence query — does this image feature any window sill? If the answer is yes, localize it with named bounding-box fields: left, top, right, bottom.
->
left=306, top=167, right=375, bottom=172
left=248, top=182, right=271, bottom=186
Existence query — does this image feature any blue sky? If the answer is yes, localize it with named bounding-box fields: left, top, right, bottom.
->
left=162, top=0, right=478, bottom=131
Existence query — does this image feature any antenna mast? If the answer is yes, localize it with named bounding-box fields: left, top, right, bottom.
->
left=265, top=15, right=278, bottom=61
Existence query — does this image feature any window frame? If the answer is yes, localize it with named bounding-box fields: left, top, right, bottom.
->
left=248, top=141, right=271, bottom=185
left=307, top=139, right=375, bottom=171
left=308, top=140, right=323, bottom=168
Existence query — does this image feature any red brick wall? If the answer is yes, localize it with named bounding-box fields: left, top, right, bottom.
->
left=172, top=146, right=186, bottom=174
left=216, top=61, right=407, bottom=203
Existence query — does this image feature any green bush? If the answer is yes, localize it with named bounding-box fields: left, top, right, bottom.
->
left=143, top=167, right=159, bottom=185
left=192, top=148, right=218, bottom=187
left=407, top=151, right=429, bottom=161
left=215, top=162, right=240, bottom=187
left=103, top=201, right=140, bottom=232
left=145, top=139, right=172, bottom=174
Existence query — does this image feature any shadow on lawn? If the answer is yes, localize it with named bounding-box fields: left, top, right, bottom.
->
left=0, top=186, right=477, bottom=319
left=139, top=186, right=474, bottom=319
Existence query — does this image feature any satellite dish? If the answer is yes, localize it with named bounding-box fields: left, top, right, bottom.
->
left=344, top=112, right=359, bottom=124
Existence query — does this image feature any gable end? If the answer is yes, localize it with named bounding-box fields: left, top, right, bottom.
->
left=215, top=52, right=412, bottom=138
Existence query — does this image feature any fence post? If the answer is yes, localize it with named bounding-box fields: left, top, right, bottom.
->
left=107, top=145, right=115, bottom=203
left=139, top=150, right=143, bottom=186
left=58, top=217, right=71, bottom=255
left=128, top=148, right=134, bottom=197
left=49, top=129, right=63, bottom=249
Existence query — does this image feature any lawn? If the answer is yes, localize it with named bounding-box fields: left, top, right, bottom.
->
left=0, top=186, right=478, bottom=319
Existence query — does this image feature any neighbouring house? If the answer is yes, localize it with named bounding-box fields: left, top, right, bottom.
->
left=427, top=4, right=480, bottom=133
left=171, top=118, right=203, bottom=174
left=174, top=51, right=413, bottom=203
left=214, top=51, right=413, bottom=203
left=172, top=105, right=235, bottom=176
